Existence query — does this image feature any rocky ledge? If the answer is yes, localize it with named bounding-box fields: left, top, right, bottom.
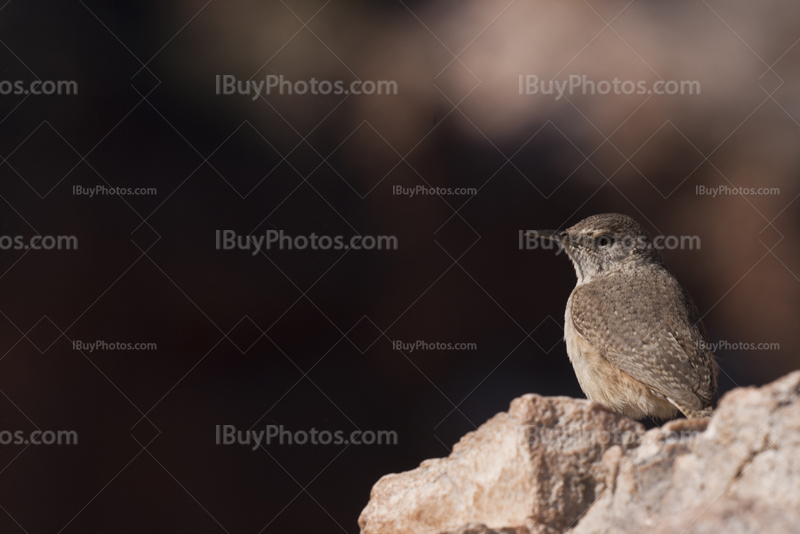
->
left=359, top=371, right=800, bottom=534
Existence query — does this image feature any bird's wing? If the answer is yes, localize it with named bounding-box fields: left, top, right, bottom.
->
left=569, top=267, right=715, bottom=410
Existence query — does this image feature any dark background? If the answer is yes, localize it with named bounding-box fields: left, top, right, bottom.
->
left=1, top=0, right=799, bottom=532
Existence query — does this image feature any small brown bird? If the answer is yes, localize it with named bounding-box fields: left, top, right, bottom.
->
left=532, top=213, right=718, bottom=420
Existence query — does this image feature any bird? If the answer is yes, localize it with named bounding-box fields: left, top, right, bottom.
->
left=530, top=213, right=718, bottom=420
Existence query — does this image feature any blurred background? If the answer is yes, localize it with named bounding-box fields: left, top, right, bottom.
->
left=0, top=0, right=799, bottom=531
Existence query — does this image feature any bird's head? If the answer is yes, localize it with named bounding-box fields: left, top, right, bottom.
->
left=529, top=213, right=661, bottom=283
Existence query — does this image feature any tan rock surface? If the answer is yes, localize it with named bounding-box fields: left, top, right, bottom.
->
left=359, top=371, right=800, bottom=534
left=358, top=395, right=643, bottom=534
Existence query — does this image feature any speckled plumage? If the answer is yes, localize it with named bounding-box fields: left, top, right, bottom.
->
left=542, top=213, right=718, bottom=420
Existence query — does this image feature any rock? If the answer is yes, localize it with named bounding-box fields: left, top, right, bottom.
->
left=358, top=395, right=644, bottom=534
left=648, top=498, right=800, bottom=534
left=442, top=524, right=531, bottom=534
left=443, top=524, right=532, bottom=534
left=571, top=370, right=800, bottom=534
left=358, top=371, right=800, bottom=534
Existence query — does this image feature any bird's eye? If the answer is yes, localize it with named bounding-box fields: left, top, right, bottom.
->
left=596, top=235, right=613, bottom=247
